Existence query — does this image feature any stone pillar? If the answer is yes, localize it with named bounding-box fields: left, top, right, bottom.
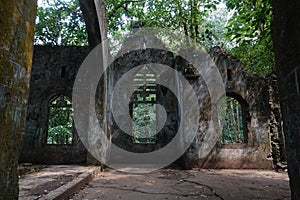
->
left=272, top=0, right=300, bottom=199
left=0, top=1, right=36, bottom=199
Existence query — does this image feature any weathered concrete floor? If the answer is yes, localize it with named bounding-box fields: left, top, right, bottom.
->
left=72, top=169, right=290, bottom=200
left=19, top=165, right=99, bottom=200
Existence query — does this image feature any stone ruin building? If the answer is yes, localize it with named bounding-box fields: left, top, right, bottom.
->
left=19, top=43, right=287, bottom=170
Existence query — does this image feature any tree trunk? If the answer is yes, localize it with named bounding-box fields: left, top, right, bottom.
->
left=176, top=0, right=189, bottom=39
left=0, top=0, right=36, bottom=199
left=271, top=0, right=300, bottom=199
left=79, top=0, right=101, bottom=48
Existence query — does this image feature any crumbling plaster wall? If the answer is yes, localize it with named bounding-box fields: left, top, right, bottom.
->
left=109, top=44, right=284, bottom=169
left=20, top=46, right=90, bottom=164
left=107, top=49, right=180, bottom=157
left=193, top=47, right=285, bottom=169
left=20, top=45, right=285, bottom=169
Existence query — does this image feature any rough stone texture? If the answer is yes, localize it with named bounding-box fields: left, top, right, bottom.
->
left=107, top=43, right=284, bottom=169
left=19, top=46, right=90, bottom=164
left=108, top=49, right=179, bottom=155
left=272, top=0, right=300, bottom=198
left=20, top=45, right=286, bottom=170
left=0, top=0, right=36, bottom=199
left=192, top=47, right=284, bottom=169
left=79, top=0, right=107, bottom=166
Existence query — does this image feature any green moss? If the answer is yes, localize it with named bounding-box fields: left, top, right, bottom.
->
left=0, top=0, right=36, bottom=199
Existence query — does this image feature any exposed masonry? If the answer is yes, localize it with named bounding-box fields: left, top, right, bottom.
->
left=20, top=46, right=90, bottom=164
left=20, top=45, right=286, bottom=169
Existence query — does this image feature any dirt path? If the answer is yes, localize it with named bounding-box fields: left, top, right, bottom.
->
left=71, top=169, right=290, bottom=200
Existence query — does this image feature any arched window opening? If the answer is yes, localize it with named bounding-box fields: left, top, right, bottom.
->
left=221, top=96, right=245, bottom=144
left=47, top=94, right=74, bottom=144
left=131, top=66, right=157, bottom=144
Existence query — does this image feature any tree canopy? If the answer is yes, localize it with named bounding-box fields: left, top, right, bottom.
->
left=35, top=0, right=274, bottom=76
left=224, top=0, right=274, bottom=75
left=35, top=0, right=88, bottom=46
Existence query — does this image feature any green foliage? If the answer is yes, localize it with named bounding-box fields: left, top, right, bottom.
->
left=106, top=0, right=275, bottom=75
left=200, top=6, right=230, bottom=50
left=224, top=0, right=274, bottom=76
left=132, top=103, right=156, bottom=143
left=34, top=0, right=275, bottom=75
left=47, top=95, right=74, bottom=144
left=131, top=68, right=157, bottom=144
left=105, top=0, right=223, bottom=49
left=35, top=0, right=88, bottom=46
left=221, top=97, right=244, bottom=144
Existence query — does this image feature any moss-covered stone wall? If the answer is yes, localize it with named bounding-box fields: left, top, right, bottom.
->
left=0, top=0, right=36, bottom=199
left=19, top=46, right=90, bottom=164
